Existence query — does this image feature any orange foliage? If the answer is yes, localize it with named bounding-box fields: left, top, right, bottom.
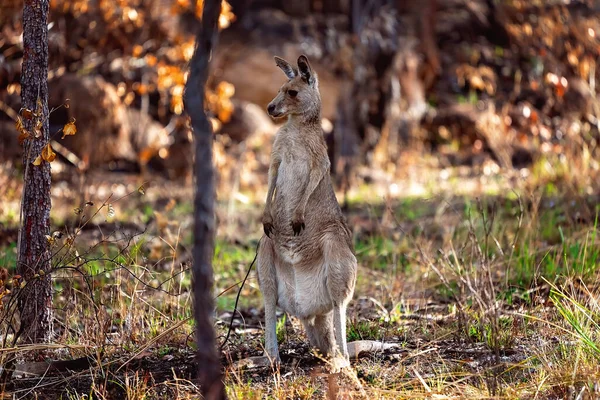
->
left=45, top=0, right=237, bottom=122
left=174, top=0, right=236, bottom=29
left=207, top=81, right=235, bottom=122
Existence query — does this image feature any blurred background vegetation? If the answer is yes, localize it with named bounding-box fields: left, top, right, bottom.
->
left=2, top=0, right=600, bottom=398
left=2, top=0, right=600, bottom=201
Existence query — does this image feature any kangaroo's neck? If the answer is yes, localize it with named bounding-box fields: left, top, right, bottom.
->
left=287, top=100, right=321, bottom=129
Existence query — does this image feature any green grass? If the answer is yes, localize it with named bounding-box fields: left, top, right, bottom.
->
left=0, top=242, right=17, bottom=271
left=395, top=197, right=434, bottom=222
left=549, top=279, right=600, bottom=358
left=347, top=320, right=385, bottom=342
left=213, top=239, right=261, bottom=312
left=276, top=314, right=287, bottom=344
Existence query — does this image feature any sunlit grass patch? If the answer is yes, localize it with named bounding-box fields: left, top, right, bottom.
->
left=355, top=235, right=411, bottom=272
left=213, top=239, right=261, bottom=312
left=548, top=279, right=600, bottom=359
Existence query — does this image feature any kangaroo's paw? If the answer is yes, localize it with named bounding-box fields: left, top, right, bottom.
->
left=291, top=217, right=305, bottom=235
left=262, top=211, right=275, bottom=237
left=263, top=222, right=274, bottom=237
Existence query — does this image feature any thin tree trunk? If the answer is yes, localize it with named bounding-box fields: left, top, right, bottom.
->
left=17, top=0, right=52, bottom=344
left=183, top=0, right=226, bottom=399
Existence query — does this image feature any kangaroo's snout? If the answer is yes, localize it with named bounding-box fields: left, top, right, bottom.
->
left=267, top=101, right=284, bottom=119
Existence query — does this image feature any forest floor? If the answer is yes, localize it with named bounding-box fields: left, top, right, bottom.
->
left=1, top=155, right=600, bottom=399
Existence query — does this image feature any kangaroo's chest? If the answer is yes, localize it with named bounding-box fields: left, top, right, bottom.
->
left=275, top=152, right=309, bottom=194
left=272, top=150, right=310, bottom=227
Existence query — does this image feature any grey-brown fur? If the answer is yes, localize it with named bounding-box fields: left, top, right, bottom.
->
left=257, top=55, right=357, bottom=369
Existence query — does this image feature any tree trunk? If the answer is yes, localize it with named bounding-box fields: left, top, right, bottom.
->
left=183, top=0, right=226, bottom=399
left=17, top=0, right=52, bottom=344
left=281, top=0, right=310, bottom=16
left=400, top=0, right=440, bottom=89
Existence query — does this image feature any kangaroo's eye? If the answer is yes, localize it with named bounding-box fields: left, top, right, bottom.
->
left=287, top=89, right=298, bottom=97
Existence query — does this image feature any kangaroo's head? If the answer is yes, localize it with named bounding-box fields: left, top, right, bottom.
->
left=267, top=55, right=320, bottom=120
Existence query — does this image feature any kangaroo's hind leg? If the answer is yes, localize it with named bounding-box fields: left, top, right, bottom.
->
left=301, top=312, right=334, bottom=357
left=323, top=234, right=358, bottom=363
left=256, top=237, right=280, bottom=364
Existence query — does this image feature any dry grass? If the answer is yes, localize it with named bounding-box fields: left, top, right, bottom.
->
left=1, top=149, right=600, bottom=399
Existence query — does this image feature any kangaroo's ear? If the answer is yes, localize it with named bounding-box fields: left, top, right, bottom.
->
left=297, top=55, right=315, bottom=86
left=274, top=56, right=297, bottom=80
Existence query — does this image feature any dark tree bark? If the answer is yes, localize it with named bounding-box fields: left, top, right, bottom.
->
left=183, top=0, right=226, bottom=399
left=281, top=0, right=310, bottom=16
left=399, top=0, right=440, bottom=89
left=17, top=0, right=52, bottom=344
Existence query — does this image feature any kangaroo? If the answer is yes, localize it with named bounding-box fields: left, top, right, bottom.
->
left=257, top=55, right=357, bottom=369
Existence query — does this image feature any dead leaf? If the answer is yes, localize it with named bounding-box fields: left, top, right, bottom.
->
left=41, top=143, right=56, bottom=162
left=65, top=236, right=75, bottom=247
left=16, top=116, right=24, bottom=132
left=62, top=119, right=77, bottom=139
left=18, top=130, right=30, bottom=146
left=32, top=155, right=42, bottom=166
left=21, top=108, right=34, bottom=120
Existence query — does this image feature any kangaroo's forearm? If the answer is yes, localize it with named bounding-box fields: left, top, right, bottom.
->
left=265, top=160, right=280, bottom=211
left=265, top=183, right=276, bottom=211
